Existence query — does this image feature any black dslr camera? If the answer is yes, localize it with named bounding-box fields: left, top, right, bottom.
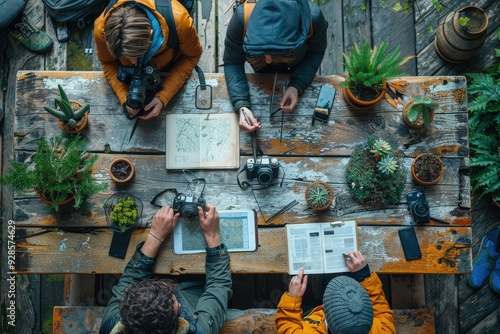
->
left=117, top=65, right=162, bottom=110
left=407, top=190, right=430, bottom=224
left=172, top=193, right=207, bottom=221
left=245, top=155, right=279, bottom=186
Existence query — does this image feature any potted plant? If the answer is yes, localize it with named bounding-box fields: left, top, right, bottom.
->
left=411, top=153, right=444, bottom=185
left=305, top=181, right=334, bottom=211
left=104, top=193, right=143, bottom=232
left=109, top=158, right=135, bottom=183
left=44, top=84, right=90, bottom=134
left=0, top=134, right=108, bottom=212
left=346, top=137, right=406, bottom=205
left=468, top=63, right=500, bottom=203
left=402, top=96, right=439, bottom=128
left=435, top=5, right=488, bottom=63
left=340, top=41, right=412, bottom=109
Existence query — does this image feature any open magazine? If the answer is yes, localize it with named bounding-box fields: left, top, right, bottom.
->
left=286, top=220, right=358, bottom=274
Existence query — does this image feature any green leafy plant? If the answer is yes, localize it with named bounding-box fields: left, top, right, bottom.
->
left=110, top=196, right=139, bottom=232
left=377, top=155, right=399, bottom=175
left=346, top=136, right=405, bottom=205
left=0, top=134, right=108, bottom=212
left=340, top=41, right=411, bottom=94
left=370, top=138, right=392, bottom=157
left=406, top=96, right=439, bottom=127
left=305, top=181, right=333, bottom=211
left=44, top=84, right=89, bottom=127
left=467, top=32, right=500, bottom=200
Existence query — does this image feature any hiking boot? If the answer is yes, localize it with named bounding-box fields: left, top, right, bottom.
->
left=490, top=257, right=500, bottom=294
left=467, top=236, right=499, bottom=289
left=9, top=15, right=53, bottom=53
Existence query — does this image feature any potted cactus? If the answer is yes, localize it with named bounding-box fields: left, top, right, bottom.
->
left=305, top=181, right=334, bottom=211
left=44, top=84, right=90, bottom=134
left=403, top=96, right=439, bottom=128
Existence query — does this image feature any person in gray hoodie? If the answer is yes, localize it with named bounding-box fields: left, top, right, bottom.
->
left=223, top=0, right=328, bottom=132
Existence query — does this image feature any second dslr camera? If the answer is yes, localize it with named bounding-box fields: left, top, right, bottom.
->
left=245, top=155, right=279, bottom=186
left=172, top=194, right=207, bottom=221
left=117, top=65, right=162, bottom=110
left=407, top=190, right=430, bottom=224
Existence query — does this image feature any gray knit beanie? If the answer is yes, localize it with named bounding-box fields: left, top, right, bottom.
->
left=323, top=276, right=373, bottom=334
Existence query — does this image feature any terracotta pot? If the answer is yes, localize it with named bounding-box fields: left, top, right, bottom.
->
left=109, top=158, right=135, bottom=183
left=411, top=154, right=444, bottom=185
left=56, top=100, right=89, bottom=134
left=434, top=6, right=488, bottom=63
left=343, top=82, right=387, bottom=110
left=36, top=189, right=75, bottom=207
left=305, top=181, right=334, bottom=211
left=402, top=98, right=435, bottom=128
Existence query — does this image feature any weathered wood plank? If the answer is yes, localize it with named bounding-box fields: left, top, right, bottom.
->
left=371, top=0, right=417, bottom=76
left=343, top=0, right=372, bottom=53
left=9, top=154, right=470, bottom=227
left=15, top=226, right=471, bottom=274
left=196, top=0, right=217, bottom=73
left=315, top=0, right=343, bottom=75
left=459, top=280, right=500, bottom=333
left=53, top=306, right=436, bottom=334
left=424, top=274, right=459, bottom=334
left=217, top=0, right=235, bottom=72
left=14, top=72, right=469, bottom=158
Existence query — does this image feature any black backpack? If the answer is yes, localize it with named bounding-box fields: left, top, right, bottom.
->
left=105, top=0, right=195, bottom=50
left=42, top=0, right=107, bottom=26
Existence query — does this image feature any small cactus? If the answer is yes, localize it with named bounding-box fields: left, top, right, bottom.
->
left=377, top=155, right=399, bottom=175
left=370, top=138, right=392, bottom=157
left=306, top=181, right=333, bottom=210
left=44, top=84, right=89, bottom=127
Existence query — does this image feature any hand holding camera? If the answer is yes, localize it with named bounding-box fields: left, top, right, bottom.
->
left=117, top=64, right=162, bottom=111
left=172, top=193, right=207, bottom=221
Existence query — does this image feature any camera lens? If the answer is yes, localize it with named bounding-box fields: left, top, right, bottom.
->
left=126, top=79, right=146, bottom=110
left=181, top=204, right=197, bottom=221
left=257, top=167, right=273, bottom=185
left=413, top=202, right=430, bottom=217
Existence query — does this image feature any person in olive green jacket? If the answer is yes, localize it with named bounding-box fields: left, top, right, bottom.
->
left=94, top=0, right=202, bottom=120
left=275, top=251, right=396, bottom=334
left=99, top=204, right=232, bottom=334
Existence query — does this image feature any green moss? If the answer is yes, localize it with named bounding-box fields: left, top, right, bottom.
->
left=67, top=27, right=93, bottom=71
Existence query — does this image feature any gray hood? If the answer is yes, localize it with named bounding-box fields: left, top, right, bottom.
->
left=243, top=0, right=311, bottom=57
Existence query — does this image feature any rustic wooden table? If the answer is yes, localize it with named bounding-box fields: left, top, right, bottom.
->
left=10, top=71, right=471, bottom=274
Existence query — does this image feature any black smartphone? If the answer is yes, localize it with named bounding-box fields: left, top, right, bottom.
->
left=398, top=227, right=422, bottom=261
left=313, top=84, right=336, bottom=123
left=109, top=229, right=132, bottom=259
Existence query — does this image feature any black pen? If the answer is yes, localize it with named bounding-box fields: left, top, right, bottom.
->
left=241, top=108, right=252, bottom=126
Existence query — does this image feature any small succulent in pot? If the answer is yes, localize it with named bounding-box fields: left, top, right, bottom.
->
left=104, top=193, right=143, bottom=232
left=411, top=153, right=444, bottom=185
left=44, top=84, right=90, bottom=133
left=305, top=181, right=334, bottom=211
left=403, top=96, right=439, bottom=128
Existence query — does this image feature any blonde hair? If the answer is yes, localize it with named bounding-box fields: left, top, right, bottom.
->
left=104, top=6, right=152, bottom=59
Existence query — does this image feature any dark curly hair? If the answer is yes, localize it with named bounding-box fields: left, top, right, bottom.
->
left=120, top=278, right=179, bottom=334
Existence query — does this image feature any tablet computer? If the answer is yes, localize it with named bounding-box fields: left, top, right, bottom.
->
left=172, top=210, right=258, bottom=254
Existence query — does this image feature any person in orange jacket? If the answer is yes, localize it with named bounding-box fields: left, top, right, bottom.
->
left=94, top=0, right=202, bottom=120
left=276, top=251, right=396, bottom=334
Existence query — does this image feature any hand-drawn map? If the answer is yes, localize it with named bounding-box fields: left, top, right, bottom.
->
left=166, top=114, right=239, bottom=169
left=173, top=211, right=256, bottom=254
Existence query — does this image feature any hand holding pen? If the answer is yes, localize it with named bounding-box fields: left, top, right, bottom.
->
left=238, top=107, right=262, bottom=133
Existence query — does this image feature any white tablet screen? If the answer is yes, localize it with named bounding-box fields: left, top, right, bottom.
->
left=173, top=210, right=257, bottom=254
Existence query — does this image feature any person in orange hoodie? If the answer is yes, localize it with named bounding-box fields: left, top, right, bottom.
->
left=94, top=0, right=202, bottom=120
left=276, top=251, right=396, bottom=334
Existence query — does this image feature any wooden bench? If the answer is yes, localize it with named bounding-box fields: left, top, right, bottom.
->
left=53, top=306, right=435, bottom=333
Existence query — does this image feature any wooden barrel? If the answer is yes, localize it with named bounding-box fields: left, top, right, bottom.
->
left=434, top=6, right=488, bottom=63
